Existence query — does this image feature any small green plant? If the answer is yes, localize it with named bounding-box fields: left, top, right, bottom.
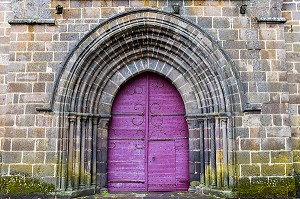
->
left=101, top=190, right=109, bottom=195
left=190, top=181, right=201, bottom=187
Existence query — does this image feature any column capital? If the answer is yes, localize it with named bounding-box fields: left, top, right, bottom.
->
left=68, top=115, right=76, bottom=122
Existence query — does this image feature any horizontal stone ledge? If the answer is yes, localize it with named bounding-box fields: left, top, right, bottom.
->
left=68, top=112, right=111, bottom=118
left=186, top=112, right=231, bottom=118
left=8, top=19, right=56, bottom=25
left=243, top=103, right=262, bottom=113
left=256, top=17, right=287, bottom=23
left=36, top=107, right=52, bottom=112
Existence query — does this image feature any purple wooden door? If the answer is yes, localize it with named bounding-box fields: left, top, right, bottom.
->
left=108, top=73, right=189, bottom=192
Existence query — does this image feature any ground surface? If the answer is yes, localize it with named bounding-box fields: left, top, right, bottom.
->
left=78, top=192, right=222, bottom=199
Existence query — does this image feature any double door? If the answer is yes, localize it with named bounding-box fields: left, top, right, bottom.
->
left=107, top=72, right=189, bottom=191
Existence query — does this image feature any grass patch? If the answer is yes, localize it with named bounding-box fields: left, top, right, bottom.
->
left=0, top=173, right=55, bottom=196
left=234, top=177, right=295, bottom=198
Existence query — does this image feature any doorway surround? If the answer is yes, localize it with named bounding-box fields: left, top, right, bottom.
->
left=49, top=9, right=243, bottom=195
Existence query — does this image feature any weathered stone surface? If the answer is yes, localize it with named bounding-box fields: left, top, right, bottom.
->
left=236, top=151, right=250, bottom=164
left=271, top=151, right=292, bottom=163
left=241, top=165, right=260, bottom=176
left=262, top=138, right=285, bottom=150
left=2, top=152, right=22, bottom=163
left=10, top=164, right=32, bottom=175
left=12, top=139, right=35, bottom=151
left=33, top=164, right=55, bottom=177
left=252, top=152, right=270, bottom=164
left=261, top=164, right=285, bottom=176
left=240, top=139, right=260, bottom=151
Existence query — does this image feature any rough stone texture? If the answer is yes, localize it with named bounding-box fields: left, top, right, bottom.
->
left=0, top=0, right=12, bottom=178
left=0, top=0, right=298, bottom=195
left=282, top=0, right=300, bottom=180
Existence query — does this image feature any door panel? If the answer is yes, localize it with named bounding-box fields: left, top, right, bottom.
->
left=108, top=72, right=189, bottom=192
left=107, top=140, right=146, bottom=191
left=148, top=141, right=176, bottom=191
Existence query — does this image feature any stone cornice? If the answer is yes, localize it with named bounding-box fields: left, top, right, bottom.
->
left=8, top=19, right=55, bottom=25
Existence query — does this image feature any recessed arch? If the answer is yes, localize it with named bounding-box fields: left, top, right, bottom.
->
left=51, top=9, right=244, bottom=193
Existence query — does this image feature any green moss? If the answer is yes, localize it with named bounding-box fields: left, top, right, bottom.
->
left=234, top=177, right=296, bottom=198
left=295, top=174, right=300, bottom=197
left=0, top=173, right=55, bottom=196
left=190, top=181, right=201, bottom=187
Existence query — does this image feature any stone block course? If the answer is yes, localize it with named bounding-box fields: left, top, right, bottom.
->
left=252, top=152, right=270, bottom=164
left=261, top=164, right=285, bottom=176
left=23, top=152, right=45, bottom=164
left=271, top=151, right=292, bottom=163
left=10, top=164, right=32, bottom=175
left=183, top=7, right=203, bottom=16
left=204, top=6, right=221, bottom=16
left=16, top=115, right=35, bottom=127
left=241, top=164, right=260, bottom=176
left=15, top=52, right=31, bottom=62
left=240, top=138, right=260, bottom=151
left=213, top=17, right=230, bottom=28
left=63, top=8, right=82, bottom=19
left=12, top=139, right=35, bottom=151
left=262, top=138, right=286, bottom=150
left=8, top=83, right=32, bottom=93
left=33, top=164, right=55, bottom=177
left=101, top=7, right=119, bottom=18
left=28, top=42, right=46, bottom=51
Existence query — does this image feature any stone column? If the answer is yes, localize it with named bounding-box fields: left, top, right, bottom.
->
left=79, top=116, right=87, bottom=187
left=74, top=116, right=81, bottom=189
left=209, top=117, right=217, bottom=187
left=199, top=119, right=205, bottom=185
left=97, top=117, right=110, bottom=189
left=86, top=116, right=93, bottom=187
left=204, top=118, right=210, bottom=186
left=221, top=117, right=229, bottom=188
left=186, top=118, right=200, bottom=182
left=92, top=117, right=99, bottom=186
left=67, top=115, right=76, bottom=190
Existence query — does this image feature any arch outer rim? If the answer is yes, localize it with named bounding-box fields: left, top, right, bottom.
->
left=46, top=8, right=244, bottom=115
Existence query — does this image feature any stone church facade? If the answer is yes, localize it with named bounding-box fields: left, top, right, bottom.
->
left=0, top=0, right=299, bottom=197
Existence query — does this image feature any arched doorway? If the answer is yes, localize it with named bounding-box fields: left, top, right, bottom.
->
left=50, top=9, right=244, bottom=195
left=108, top=72, right=189, bottom=191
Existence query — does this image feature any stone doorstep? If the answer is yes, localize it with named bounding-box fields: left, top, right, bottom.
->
left=196, top=187, right=238, bottom=199
left=81, top=192, right=220, bottom=199
left=42, top=188, right=222, bottom=199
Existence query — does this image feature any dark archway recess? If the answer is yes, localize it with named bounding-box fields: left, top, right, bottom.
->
left=51, top=9, right=243, bottom=194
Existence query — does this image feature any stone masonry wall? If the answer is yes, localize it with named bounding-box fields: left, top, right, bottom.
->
left=0, top=0, right=12, bottom=177
left=0, top=0, right=298, bottom=189
left=282, top=0, right=300, bottom=176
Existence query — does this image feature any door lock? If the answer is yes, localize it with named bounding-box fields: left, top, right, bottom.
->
left=150, top=157, right=156, bottom=162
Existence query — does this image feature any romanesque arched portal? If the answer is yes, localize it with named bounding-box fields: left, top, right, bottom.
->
left=51, top=9, right=243, bottom=194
